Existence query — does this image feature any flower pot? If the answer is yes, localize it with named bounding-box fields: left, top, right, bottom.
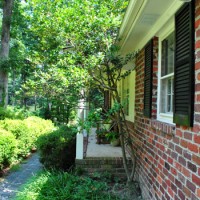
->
left=110, top=138, right=120, bottom=146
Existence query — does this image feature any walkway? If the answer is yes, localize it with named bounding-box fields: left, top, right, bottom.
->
left=86, top=128, right=123, bottom=157
left=0, top=153, right=42, bottom=200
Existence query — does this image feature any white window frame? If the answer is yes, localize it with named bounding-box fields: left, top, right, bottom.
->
left=157, top=19, right=175, bottom=125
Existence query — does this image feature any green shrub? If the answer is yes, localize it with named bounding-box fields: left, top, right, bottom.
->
left=0, top=106, right=29, bottom=120
left=37, top=126, right=77, bottom=170
left=0, top=117, right=55, bottom=159
left=16, top=170, right=119, bottom=200
left=0, top=129, right=18, bottom=170
left=0, top=119, right=33, bottom=158
left=25, top=116, right=54, bottom=133
left=24, top=116, right=55, bottom=145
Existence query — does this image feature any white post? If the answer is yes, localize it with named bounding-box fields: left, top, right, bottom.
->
left=76, top=90, right=88, bottom=160
left=76, top=127, right=83, bottom=159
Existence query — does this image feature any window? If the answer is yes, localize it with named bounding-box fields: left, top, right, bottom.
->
left=160, top=32, right=174, bottom=114
left=119, top=76, right=129, bottom=116
left=122, top=77, right=129, bottom=115
left=118, top=71, right=135, bottom=122
left=157, top=1, right=194, bottom=126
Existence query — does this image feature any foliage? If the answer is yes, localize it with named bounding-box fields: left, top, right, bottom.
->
left=11, top=0, right=90, bottom=121
left=0, top=129, right=18, bottom=170
left=16, top=170, right=119, bottom=200
left=0, top=117, right=54, bottom=159
left=0, top=116, right=55, bottom=171
left=78, top=108, right=102, bottom=131
left=37, top=125, right=77, bottom=170
left=0, top=106, right=31, bottom=120
left=105, top=131, right=119, bottom=142
left=0, top=119, right=33, bottom=157
left=24, top=116, right=55, bottom=143
left=88, top=87, right=104, bottom=110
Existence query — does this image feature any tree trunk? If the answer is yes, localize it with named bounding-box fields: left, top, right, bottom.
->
left=113, top=89, right=135, bottom=184
left=34, top=95, right=37, bottom=111
left=11, top=68, right=16, bottom=106
left=0, top=0, right=14, bottom=107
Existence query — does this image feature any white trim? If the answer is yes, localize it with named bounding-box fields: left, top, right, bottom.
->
left=160, top=72, right=174, bottom=79
left=126, top=1, right=183, bottom=52
left=157, top=113, right=174, bottom=125
left=157, top=19, right=175, bottom=125
left=119, top=0, right=148, bottom=50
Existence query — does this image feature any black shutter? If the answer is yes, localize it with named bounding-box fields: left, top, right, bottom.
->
left=174, top=1, right=194, bottom=127
left=144, top=39, right=153, bottom=118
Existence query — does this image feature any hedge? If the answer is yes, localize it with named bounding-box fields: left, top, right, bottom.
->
left=0, top=117, right=55, bottom=171
left=0, top=129, right=18, bottom=170
left=37, top=125, right=77, bottom=170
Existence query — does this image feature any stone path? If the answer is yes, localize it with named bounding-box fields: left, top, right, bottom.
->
left=0, top=153, right=42, bottom=200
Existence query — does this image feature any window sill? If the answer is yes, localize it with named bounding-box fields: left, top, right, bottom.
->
left=157, top=113, right=175, bottom=125
left=125, top=115, right=134, bottom=123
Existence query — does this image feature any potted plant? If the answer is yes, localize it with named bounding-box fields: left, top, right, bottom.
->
left=96, top=128, right=110, bottom=144
left=105, top=131, right=120, bottom=146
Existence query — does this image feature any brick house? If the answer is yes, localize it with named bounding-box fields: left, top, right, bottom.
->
left=117, top=0, right=200, bottom=199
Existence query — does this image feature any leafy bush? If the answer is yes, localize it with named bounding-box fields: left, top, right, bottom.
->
left=0, top=106, right=30, bottom=120
left=16, top=170, right=119, bottom=200
left=0, top=119, right=33, bottom=158
left=0, top=129, right=18, bottom=170
left=24, top=116, right=54, bottom=135
left=24, top=116, right=55, bottom=145
left=37, top=126, right=77, bottom=170
left=0, top=117, right=55, bottom=158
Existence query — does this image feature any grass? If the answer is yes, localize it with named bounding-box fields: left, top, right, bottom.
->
left=15, top=170, right=120, bottom=200
left=10, top=164, right=21, bottom=172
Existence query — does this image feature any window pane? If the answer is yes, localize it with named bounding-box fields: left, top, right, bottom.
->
left=161, top=32, right=174, bottom=77
left=160, top=77, right=174, bottom=114
left=168, top=78, right=171, bottom=94
left=122, top=77, right=129, bottom=115
left=161, top=79, right=167, bottom=113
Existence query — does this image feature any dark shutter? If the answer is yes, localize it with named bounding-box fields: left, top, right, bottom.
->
left=174, top=1, right=194, bottom=127
left=144, top=39, right=153, bottom=118
left=104, top=90, right=111, bottom=111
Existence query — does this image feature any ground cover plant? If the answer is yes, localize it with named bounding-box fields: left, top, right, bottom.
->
left=15, top=170, right=119, bottom=200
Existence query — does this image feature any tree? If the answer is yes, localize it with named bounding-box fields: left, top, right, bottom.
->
left=0, top=0, right=137, bottom=182
left=0, top=0, right=14, bottom=107
left=90, top=48, right=137, bottom=184
left=59, top=0, right=137, bottom=183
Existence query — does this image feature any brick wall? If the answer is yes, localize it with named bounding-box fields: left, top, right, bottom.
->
left=130, top=1, right=200, bottom=199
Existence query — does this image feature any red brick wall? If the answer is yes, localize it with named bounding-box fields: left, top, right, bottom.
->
left=131, top=1, right=200, bottom=199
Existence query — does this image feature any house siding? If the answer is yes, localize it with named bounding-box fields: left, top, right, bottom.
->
left=130, top=1, right=200, bottom=199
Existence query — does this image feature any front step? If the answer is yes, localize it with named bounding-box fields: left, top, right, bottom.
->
left=75, top=157, right=132, bottom=178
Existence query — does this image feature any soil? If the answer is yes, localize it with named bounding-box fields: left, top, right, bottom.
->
left=110, top=181, right=143, bottom=200
left=88, top=173, right=143, bottom=200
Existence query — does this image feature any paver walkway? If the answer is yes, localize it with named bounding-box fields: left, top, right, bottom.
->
left=0, top=153, right=42, bottom=200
